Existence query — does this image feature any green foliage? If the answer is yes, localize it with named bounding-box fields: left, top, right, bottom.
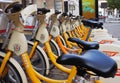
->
left=107, top=0, right=120, bottom=9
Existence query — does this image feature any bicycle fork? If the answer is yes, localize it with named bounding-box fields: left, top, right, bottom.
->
left=0, top=50, right=41, bottom=83
left=0, top=51, right=12, bottom=79
left=21, top=52, right=41, bottom=83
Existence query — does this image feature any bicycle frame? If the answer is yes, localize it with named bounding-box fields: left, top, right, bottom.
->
left=0, top=3, right=117, bottom=83
left=0, top=4, right=42, bottom=83
left=29, top=12, right=102, bottom=83
left=35, top=12, right=103, bottom=83
left=22, top=9, right=84, bottom=83
left=59, top=15, right=91, bottom=50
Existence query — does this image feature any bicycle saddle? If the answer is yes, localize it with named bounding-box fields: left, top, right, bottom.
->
left=68, top=38, right=99, bottom=50
left=37, top=8, right=50, bottom=14
left=5, top=2, right=23, bottom=13
left=82, top=20, right=103, bottom=29
left=57, top=49, right=117, bottom=78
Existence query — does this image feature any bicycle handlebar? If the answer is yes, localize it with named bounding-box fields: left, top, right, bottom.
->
left=61, top=12, right=68, bottom=17
left=37, top=8, right=50, bottom=14
left=5, top=2, right=23, bottom=13
left=54, top=10, right=61, bottom=14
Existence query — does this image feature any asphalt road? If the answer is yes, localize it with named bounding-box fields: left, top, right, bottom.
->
left=103, top=22, right=120, bottom=39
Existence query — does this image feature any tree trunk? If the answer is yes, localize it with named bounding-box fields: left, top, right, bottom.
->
left=119, top=9, right=120, bottom=17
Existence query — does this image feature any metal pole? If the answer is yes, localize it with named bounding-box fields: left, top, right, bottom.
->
left=95, top=0, right=99, bottom=20
left=103, top=8, right=105, bottom=22
left=79, top=0, right=82, bottom=16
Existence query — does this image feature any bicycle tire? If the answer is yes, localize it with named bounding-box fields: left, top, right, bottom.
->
left=59, top=35, right=67, bottom=46
left=28, top=41, right=50, bottom=76
left=50, top=39, right=61, bottom=56
left=0, top=51, right=27, bottom=83
left=48, top=39, right=61, bottom=70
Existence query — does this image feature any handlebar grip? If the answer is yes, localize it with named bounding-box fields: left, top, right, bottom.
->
left=55, top=10, right=61, bottom=14
left=69, top=13, right=75, bottom=17
left=37, top=8, right=50, bottom=14
left=61, top=12, right=68, bottom=17
left=5, top=2, right=23, bottom=13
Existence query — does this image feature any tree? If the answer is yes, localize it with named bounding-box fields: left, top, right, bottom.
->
left=107, top=0, right=120, bottom=9
left=107, top=0, right=120, bottom=17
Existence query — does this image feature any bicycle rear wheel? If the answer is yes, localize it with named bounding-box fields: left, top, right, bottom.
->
left=0, top=52, right=27, bottom=83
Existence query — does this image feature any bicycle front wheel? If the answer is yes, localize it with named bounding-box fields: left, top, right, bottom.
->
left=0, top=51, right=27, bottom=83
left=28, top=41, right=50, bottom=76
left=50, top=39, right=61, bottom=56
left=48, top=39, right=61, bottom=70
left=59, top=35, right=67, bottom=47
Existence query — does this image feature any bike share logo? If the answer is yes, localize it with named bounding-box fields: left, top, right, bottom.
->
left=13, top=44, right=21, bottom=52
left=66, top=25, right=69, bottom=30
left=40, top=34, right=45, bottom=40
left=52, top=27, right=56, bottom=32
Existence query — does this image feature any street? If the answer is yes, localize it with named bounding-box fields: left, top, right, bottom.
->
left=103, top=22, right=120, bottom=39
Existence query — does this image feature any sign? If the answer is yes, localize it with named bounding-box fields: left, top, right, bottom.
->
left=101, top=2, right=107, bottom=8
left=69, top=4, right=75, bottom=10
left=55, top=0, right=63, bottom=12
left=79, top=0, right=98, bottom=19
